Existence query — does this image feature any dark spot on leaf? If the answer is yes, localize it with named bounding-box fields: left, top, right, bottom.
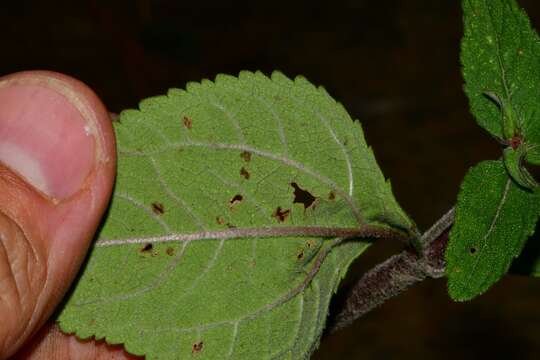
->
left=151, top=202, right=165, bottom=215
left=306, top=239, right=316, bottom=249
left=166, top=247, right=174, bottom=256
left=192, top=341, right=203, bottom=354
left=240, top=151, right=252, bottom=162
left=470, top=247, right=477, bottom=254
left=140, top=243, right=153, bottom=253
left=328, top=191, right=336, bottom=200
left=290, top=182, right=316, bottom=209
left=216, top=216, right=225, bottom=225
left=272, top=206, right=290, bottom=223
left=297, top=250, right=304, bottom=260
left=229, top=194, right=243, bottom=210
left=226, top=222, right=236, bottom=229
left=183, top=115, right=193, bottom=129
left=240, top=167, right=250, bottom=180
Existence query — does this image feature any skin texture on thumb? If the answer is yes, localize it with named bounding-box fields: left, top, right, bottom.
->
left=0, top=71, right=118, bottom=358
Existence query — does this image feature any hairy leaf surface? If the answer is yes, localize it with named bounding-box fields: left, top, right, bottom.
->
left=56, top=71, right=414, bottom=359
left=446, top=160, right=540, bottom=301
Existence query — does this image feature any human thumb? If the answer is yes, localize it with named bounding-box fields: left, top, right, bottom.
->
left=0, top=71, right=116, bottom=358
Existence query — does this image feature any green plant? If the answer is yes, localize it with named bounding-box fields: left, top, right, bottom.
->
left=53, top=0, right=540, bottom=358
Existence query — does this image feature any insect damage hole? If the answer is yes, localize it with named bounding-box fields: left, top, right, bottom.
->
left=229, top=194, right=243, bottom=210
left=182, top=115, right=193, bottom=129
left=192, top=341, right=203, bottom=354
left=140, top=243, right=153, bottom=253
left=151, top=202, right=165, bottom=215
left=240, top=167, right=250, bottom=180
left=240, top=151, right=252, bottom=162
left=290, top=182, right=316, bottom=209
left=328, top=191, right=336, bottom=200
left=470, top=247, right=477, bottom=255
left=272, top=206, right=290, bottom=223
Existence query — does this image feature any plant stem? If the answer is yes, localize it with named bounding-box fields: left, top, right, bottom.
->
left=328, top=207, right=454, bottom=333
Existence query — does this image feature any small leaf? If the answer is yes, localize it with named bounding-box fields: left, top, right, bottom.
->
left=461, top=0, right=540, bottom=143
left=503, top=146, right=538, bottom=189
left=446, top=160, right=540, bottom=301
left=56, top=71, right=414, bottom=359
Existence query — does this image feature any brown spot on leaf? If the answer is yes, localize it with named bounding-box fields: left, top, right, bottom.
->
left=306, top=239, right=316, bottom=249
left=226, top=222, right=236, bottom=229
left=240, top=151, right=252, bottom=162
left=216, top=216, right=225, bottom=225
left=166, top=247, right=174, bottom=256
left=192, top=341, right=203, bottom=354
left=272, top=206, right=290, bottom=223
left=290, top=182, right=316, bottom=209
left=140, top=243, right=153, bottom=253
left=240, top=167, right=250, bottom=180
left=152, top=202, right=165, bottom=215
left=297, top=250, right=304, bottom=261
left=183, top=115, right=193, bottom=129
left=328, top=191, right=336, bottom=200
left=229, top=194, right=243, bottom=210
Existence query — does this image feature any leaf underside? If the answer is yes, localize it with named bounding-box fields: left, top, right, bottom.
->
left=56, top=71, right=413, bottom=359
left=446, top=160, right=540, bottom=301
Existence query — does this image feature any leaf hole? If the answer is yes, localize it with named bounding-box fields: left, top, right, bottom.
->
left=272, top=206, right=290, bottom=223
left=240, top=167, right=250, bottom=180
left=470, top=247, right=477, bottom=254
left=290, top=182, right=316, bottom=209
left=151, top=202, right=165, bottom=215
left=182, top=115, right=193, bottom=129
left=328, top=191, right=336, bottom=200
left=240, top=151, right=252, bottom=162
left=229, top=194, right=243, bottom=210
left=192, top=341, right=203, bottom=354
left=140, top=243, right=153, bottom=253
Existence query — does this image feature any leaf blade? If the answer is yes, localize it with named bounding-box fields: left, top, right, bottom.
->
left=56, top=71, right=414, bottom=359
left=446, top=160, right=540, bottom=301
left=461, top=0, right=540, bottom=143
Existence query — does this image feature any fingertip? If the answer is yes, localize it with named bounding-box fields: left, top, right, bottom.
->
left=0, top=70, right=116, bottom=357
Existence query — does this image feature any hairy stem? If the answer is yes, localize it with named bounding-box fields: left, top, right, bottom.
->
left=95, top=225, right=409, bottom=247
left=328, top=208, right=454, bottom=333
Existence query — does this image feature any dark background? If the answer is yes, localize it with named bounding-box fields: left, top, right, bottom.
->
left=2, top=1, right=540, bottom=359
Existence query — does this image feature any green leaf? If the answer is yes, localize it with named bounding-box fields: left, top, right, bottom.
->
left=461, top=0, right=540, bottom=144
left=503, top=145, right=538, bottom=189
left=446, top=160, right=540, bottom=301
left=56, top=71, right=414, bottom=359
